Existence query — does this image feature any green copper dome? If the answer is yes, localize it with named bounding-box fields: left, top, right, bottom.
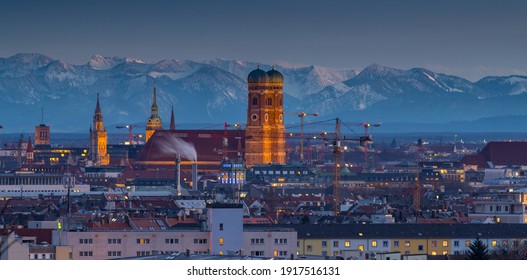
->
left=247, top=67, right=269, bottom=83
left=267, top=67, right=284, bottom=83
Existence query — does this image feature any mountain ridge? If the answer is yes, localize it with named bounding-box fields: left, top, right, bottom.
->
left=0, top=53, right=526, bottom=133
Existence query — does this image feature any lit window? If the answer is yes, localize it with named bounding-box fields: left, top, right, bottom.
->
left=491, top=240, right=497, bottom=247
left=371, top=240, right=377, bottom=247
left=219, top=251, right=223, bottom=255
left=431, top=251, right=437, bottom=256
left=465, top=240, right=471, bottom=246
left=344, top=241, right=350, bottom=247
left=442, top=241, right=448, bottom=247
left=274, top=250, right=278, bottom=257
left=219, top=238, right=224, bottom=245
left=442, top=251, right=448, bottom=255
left=405, top=241, right=410, bottom=247
left=358, top=245, right=364, bottom=251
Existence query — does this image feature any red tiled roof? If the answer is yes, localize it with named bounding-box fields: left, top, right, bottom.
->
left=460, top=155, right=489, bottom=168
left=136, top=129, right=246, bottom=162
left=479, top=142, right=527, bottom=166
left=243, top=217, right=274, bottom=224
left=13, top=228, right=53, bottom=243
left=129, top=218, right=169, bottom=230
left=165, top=217, right=199, bottom=226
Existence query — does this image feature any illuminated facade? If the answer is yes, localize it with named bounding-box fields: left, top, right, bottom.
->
left=145, top=82, right=163, bottom=143
left=245, top=67, right=286, bottom=167
left=34, top=124, right=50, bottom=146
left=89, top=94, right=110, bottom=166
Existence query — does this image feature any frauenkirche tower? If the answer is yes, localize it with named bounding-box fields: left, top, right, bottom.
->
left=245, top=67, right=286, bottom=167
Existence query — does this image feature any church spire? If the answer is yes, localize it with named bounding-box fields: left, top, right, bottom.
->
left=90, top=93, right=110, bottom=166
left=145, top=81, right=163, bottom=143
left=95, top=93, right=101, bottom=113
left=170, top=105, right=176, bottom=130
left=151, top=81, right=158, bottom=117
left=93, top=93, right=103, bottom=130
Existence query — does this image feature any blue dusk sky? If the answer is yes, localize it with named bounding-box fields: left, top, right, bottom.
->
left=0, top=0, right=526, bottom=81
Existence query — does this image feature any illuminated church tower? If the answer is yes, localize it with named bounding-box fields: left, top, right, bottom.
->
left=35, top=108, right=50, bottom=147
left=89, top=93, right=110, bottom=166
left=245, top=66, right=286, bottom=167
left=145, top=82, right=163, bottom=143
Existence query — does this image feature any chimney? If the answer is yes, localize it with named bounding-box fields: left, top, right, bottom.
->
left=192, top=162, right=198, bottom=191
left=175, top=154, right=182, bottom=196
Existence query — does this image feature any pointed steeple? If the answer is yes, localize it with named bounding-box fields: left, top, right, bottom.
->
left=145, top=80, right=163, bottom=142
left=26, top=136, right=34, bottom=163
left=26, top=137, right=33, bottom=153
left=170, top=105, right=176, bottom=130
left=151, top=80, right=159, bottom=116
left=95, top=93, right=101, bottom=113
left=93, top=93, right=104, bottom=130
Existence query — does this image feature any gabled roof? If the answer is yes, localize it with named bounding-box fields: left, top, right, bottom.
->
left=136, top=129, right=246, bottom=162
left=129, top=218, right=169, bottom=230
left=479, top=142, right=527, bottom=166
left=460, top=155, right=489, bottom=168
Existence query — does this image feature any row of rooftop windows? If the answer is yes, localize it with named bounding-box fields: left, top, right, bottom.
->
left=254, top=170, right=308, bottom=175
left=0, top=177, right=64, bottom=185
left=249, top=86, right=282, bottom=90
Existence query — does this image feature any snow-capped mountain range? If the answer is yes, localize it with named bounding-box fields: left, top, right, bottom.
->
left=0, top=53, right=526, bottom=133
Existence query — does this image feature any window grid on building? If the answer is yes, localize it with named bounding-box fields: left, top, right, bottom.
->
left=251, top=238, right=264, bottom=245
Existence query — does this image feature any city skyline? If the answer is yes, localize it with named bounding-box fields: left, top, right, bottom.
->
left=1, top=0, right=526, bottom=81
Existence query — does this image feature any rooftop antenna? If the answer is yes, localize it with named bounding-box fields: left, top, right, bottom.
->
left=41, top=107, right=44, bottom=124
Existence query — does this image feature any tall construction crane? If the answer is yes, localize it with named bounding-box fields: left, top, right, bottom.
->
left=413, top=171, right=421, bottom=221
left=285, top=112, right=318, bottom=162
left=346, top=122, right=381, bottom=168
left=333, top=118, right=342, bottom=216
left=324, top=118, right=373, bottom=216
left=116, top=124, right=142, bottom=144
left=286, top=131, right=327, bottom=164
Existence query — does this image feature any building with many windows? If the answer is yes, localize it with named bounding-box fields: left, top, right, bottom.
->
left=245, top=67, right=286, bottom=167
left=50, top=203, right=296, bottom=260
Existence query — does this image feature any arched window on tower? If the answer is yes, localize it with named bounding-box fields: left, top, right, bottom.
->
left=252, top=97, right=258, bottom=106
left=267, top=98, right=272, bottom=106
